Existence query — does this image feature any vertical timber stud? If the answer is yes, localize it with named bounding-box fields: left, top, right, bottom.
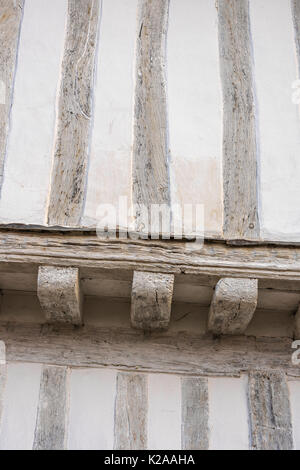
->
left=248, top=371, right=294, bottom=450
left=33, top=366, right=69, bottom=450
left=292, top=1, right=300, bottom=76
left=114, top=372, right=147, bottom=450
left=131, top=271, right=174, bottom=331
left=208, top=278, right=258, bottom=335
left=0, top=1, right=24, bottom=194
left=217, top=0, right=259, bottom=241
left=47, top=0, right=100, bottom=226
left=133, top=0, right=170, bottom=234
left=37, top=266, right=83, bottom=325
left=181, top=377, right=209, bottom=450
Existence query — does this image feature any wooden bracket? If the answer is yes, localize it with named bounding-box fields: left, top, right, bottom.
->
left=37, top=266, right=83, bottom=325
left=131, top=271, right=174, bottom=331
left=208, top=277, right=258, bottom=335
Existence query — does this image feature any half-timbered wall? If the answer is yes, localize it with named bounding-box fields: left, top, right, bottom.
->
left=1, top=0, right=300, bottom=241
left=1, top=0, right=300, bottom=451
left=0, top=363, right=300, bottom=450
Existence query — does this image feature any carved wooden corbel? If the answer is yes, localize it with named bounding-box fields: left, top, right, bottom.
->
left=37, top=266, right=83, bottom=325
left=208, top=277, right=258, bottom=335
left=131, top=271, right=174, bottom=331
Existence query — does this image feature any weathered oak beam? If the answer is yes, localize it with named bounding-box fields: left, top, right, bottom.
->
left=292, top=0, right=300, bottom=76
left=0, top=231, right=300, bottom=285
left=114, top=372, right=147, bottom=450
left=218, top=0, right=259, bottom=240
left=248, top=371, right=293, bottom=450
left=0, top=322, right=299, bottom=377
left=0, top=1, right=24, bottom=195
left=208, top=278, right=258, bottom=335
left=132, top=0, right=170, bottom=234
left=131, top=271, right=174, bottom=331
left=47, top=0, right=100, bottom=226
left=181, top=377, right=209, bottom=450
left=33, top=365, right=69, bottom=450
left=37, top=266, right=83, bottom=325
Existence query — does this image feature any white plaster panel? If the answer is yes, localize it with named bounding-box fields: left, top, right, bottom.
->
left=0, top=0, right=67, bottom=224
left=250, top=0, right=300, bottom=241
left=0, top=362, right=42, bottom=450
left=68, top=368, right=116, bottom=450
left=289, top=380, right=300, bottom=450
left=167, top=0, right=223, bottom=236
left=147, top=373, right=181, bottom=450
left=83, top=0, right=137, bottom=226
left=208, top=376, right=249, bottom=450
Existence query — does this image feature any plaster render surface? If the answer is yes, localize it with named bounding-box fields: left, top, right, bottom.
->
left=68, top=368, right=116, bottom=450
left=0, top=363, right=41, bottom=450
left=289, top=380, right=300, bottom=450
left=0, top=0, right=67, bottom=224
left=167, top=0, right=223, bottom=236
left=250, top=0, right=300, bottom=241
left=208, top=376, right=249, bottom=450
left=148, top=373, right=181, bottom=450
left=83, top=0, right=137, bottom=227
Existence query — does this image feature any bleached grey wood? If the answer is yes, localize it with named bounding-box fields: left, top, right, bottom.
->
left=2, top=231, right=300, bottom=286
left=33, top=365, right=68, bottom=450
left=132, top=0, right=170, bottom=233
left=248, top=371, right=293, bottom=450
left=114, top=372, right=147, bottom=450
left=0, top=0, right=24, bottom=194
left=1, top=322, right=300, bottom=377
left=292, top=0, right=300, bottom=76
left=208, top=278, right=258, bottom=335
left=47, top=0, right=100, bottom=226
left=131, top=271, right=174, bottom=331
left=37, top=266, right=82, bottom=325
left=218, top=0, right=259, bottom=241
left=181, top=377, right=209, bottom=450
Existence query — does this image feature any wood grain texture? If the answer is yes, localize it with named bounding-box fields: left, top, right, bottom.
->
left=131, top=271, right=174, bottom=331
left=248, top=371, right=293, bottom=450
left=33, top=365, right=68, bottom=450
left=37, top=266, right=82, bottom=325
left=218, top=0, right=259, bottom=241
left=1, top=322, right=300, bottom=377
left=0, top=0, right=24, bottom=194
left=47, top=0, right=100, bottom=226
left=181, top=377, right=209, bottom=450
left=132, top=0, right=170, bottom=233
left=114, top=372, right=147, bottom=450
left=2, top=232, right=300, bottom=285
left=208, top=278, right=258, bottom=335
left=292, top=0, right=300, bottom=76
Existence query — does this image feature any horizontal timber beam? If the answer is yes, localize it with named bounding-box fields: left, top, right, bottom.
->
left=0, top=231, right=299, bottom=286
left=0, top=322, right=299, bottom=377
